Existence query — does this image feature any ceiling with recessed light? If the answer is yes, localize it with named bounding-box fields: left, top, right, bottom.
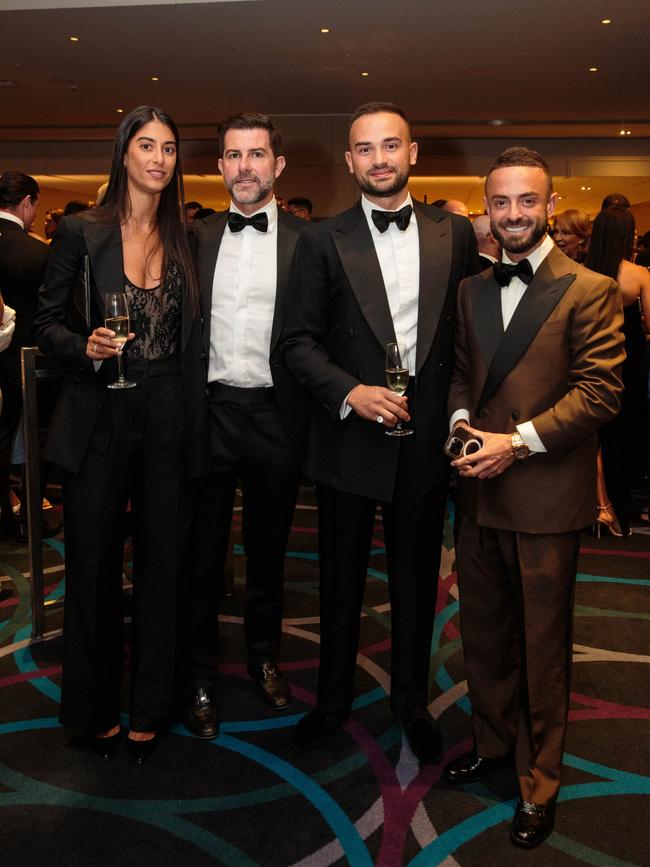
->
left=1, top=0, right=649, bottom=220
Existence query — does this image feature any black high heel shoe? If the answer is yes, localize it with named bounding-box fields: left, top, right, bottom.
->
left=127, top=732, right=160, bottom=765
left=71, top=729, right=121, bottom=761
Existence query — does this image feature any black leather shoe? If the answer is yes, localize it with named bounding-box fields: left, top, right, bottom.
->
left=248, top=660, right=291, bottom=710
left=511, top=798, right=556, bottom=848
left=184, top=688, right=219, bottom=739
left=291, top=709, right=348, bottom=752
left=70, top=728, right=122, bottom=761
left=127, top=733, right=160, bottom=765
left=443, top=750, right=512, bottom=783
left=401, top=717, right=443, bottom=765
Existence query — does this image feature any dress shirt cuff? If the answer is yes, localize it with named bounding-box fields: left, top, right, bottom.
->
left=449, top=409, right=470, bottom=432
left=340, top=391, right=354, bottom=420
left=516, top=421, right=547, bottom=453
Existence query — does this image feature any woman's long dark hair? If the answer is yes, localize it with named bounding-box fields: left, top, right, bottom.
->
left=585, top=206, right=635, bottom=280
left=86, top=105, right=198, bottom=310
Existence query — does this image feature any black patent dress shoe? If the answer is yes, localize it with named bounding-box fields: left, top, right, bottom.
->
left=511, top=798, right=556, bottom=848
left=248, top=660, right=292, bottom=710
left=127, top=733, right=160, bottom=765
left=401, top=717, right=443, bottom=765
left=443, top=750, right=512, bottom=783
left=291, top=709, right=348, bottom=752
left=184, top=688, right=219, bottom=739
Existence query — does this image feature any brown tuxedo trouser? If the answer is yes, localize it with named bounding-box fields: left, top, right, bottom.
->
left=455, top=514, right=580, bottom=804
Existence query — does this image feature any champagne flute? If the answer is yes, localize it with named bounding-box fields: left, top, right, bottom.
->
left=105, top=293, right=136, bottom=389
left=385, top=342, right=413, bottom=437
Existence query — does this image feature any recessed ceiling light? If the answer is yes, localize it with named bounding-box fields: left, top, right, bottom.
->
left=601, top=18, right=612, bottom=25
left=361, top=71, right=369, bottom=77
left=151, top=76, right=159, bottom=82
left=320, top=27, right=330, bottom=33
left=69, top=35, right=79, bottom=42
left=626, top=130, right=631, bottom=135
left=589, top=67, right=598, bottom=72
left=116, top=108, right=124, bottom=113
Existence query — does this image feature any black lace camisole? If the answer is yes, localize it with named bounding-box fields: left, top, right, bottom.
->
left=123, top=261, right=182, bottom=360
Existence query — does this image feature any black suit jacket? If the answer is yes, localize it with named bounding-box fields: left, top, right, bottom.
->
left=191, top=208, right=309, bottom=448
left=282, top=199, right=481, bottom=501
left=33, top=214, right=210, bottom=478
left=0, top=216, right=49, bottom=379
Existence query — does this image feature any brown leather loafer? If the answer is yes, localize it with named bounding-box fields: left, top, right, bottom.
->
left=511, top=798, right=556, bottom=848
left=248, top=660, right=291, bottom=710
left=184, top=688, right=219, bottom=739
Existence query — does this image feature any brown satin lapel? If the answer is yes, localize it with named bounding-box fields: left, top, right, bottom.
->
left=476, top=253, right=576, bottom=412
left=195, top=213, right=228, bottom=355
left=414, top=203, right=451, bottom=373
left=271, top=215, right=301, bottom=351
left=332, top=208, right=396, bottom=353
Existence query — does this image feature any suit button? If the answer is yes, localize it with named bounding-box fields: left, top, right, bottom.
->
left=199, top=352, right=207, bottom=360
left=511, top=410, right=520, bottom=421
left=348, top=329, right=355, bottom=337
left=476, top=409, right=484, bottom=419
left=446, top=315, right=453, bottom=324
left=438, top=361, right=445, bottom=369
left=205, top=387, right=210, bottom=396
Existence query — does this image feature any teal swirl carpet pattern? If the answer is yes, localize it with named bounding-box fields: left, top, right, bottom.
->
left=0, top=488, right=648, bottom=866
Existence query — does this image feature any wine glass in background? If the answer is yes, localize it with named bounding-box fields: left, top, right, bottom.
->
left=104, top=292, right=136, bottom=389
left=385, top=341, right=413, bottom=437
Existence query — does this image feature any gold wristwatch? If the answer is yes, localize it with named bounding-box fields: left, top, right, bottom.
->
left=510, top=432, right=530, bottom=461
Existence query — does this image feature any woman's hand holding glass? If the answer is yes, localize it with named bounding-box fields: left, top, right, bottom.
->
left=86, top=325, right=135, bottom=360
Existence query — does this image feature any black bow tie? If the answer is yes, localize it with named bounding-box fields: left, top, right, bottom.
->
left=371, top=204, right=413, bottom=233
left=227, top=211, right=268, bottom=233
left=493, top=258, right=534, bottom=287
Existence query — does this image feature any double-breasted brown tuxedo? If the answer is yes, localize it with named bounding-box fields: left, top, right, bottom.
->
left=283, top=199, right=480, bottom=719
left=185, top=207, right=309, bottom=695
left=448, top=243, right=625, bottom=803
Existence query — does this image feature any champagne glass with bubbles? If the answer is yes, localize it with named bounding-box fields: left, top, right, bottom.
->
left=385, top=341, right=413, bottom=437
left=105, top=292, right=136, bottom=389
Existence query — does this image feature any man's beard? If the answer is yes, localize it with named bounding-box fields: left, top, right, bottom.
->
left=491, top=214, right=548, bottom=256
left=356, top=165, right=410, bottom=199
left=227, top=174, right=274, bottom=206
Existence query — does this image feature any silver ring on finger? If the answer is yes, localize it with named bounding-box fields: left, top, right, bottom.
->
left=376, top=415, right=384, bottom=424
left=92, top=342, right=97, bottom=353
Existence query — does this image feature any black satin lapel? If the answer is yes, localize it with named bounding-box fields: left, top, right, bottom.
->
left=414, top=205, right=451, bottom=373
left=197, top=214, right=227, bottom=355
left=472, top=276, right=504, bottom=368
left=81, top=222, right=123, bottom=300
left=477, top=264, right=577, bottom=411
left=271, top=218, right=300, bottom=351
left=332, top=219, right=396, bottom=352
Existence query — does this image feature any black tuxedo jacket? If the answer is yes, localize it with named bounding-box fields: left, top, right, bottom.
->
left=191, top=208, right=309, bottom=448
left=282, top=199, right=481, bottom=501
left=0, top=217, right=49, bottom=377
left=33, top=214, right=210, bottom=478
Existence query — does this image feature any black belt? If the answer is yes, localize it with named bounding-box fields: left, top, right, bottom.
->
left=207, top=381, right=275, bottom=405
left=123, top=355, right=179, bottom=377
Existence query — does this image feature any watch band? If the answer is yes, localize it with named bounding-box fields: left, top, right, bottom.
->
left=511, top=432, right=530, bottom=460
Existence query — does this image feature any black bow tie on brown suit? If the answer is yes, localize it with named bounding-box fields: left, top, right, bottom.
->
left=493, top=259, right=534, bottom=286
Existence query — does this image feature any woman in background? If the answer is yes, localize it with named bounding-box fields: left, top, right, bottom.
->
left=553, top=208, right=591, bottom=263
left=585, top=207, right=650, bottom=536
left=34, top=106, right=209, bottom=762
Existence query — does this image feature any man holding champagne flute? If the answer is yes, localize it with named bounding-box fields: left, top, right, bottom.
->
left=283, top=102, right=480, bottom=761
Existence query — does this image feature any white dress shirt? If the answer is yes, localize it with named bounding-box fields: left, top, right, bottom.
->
left=341, top=193, right=420, bottom=418
left=208, top=198, right=278, bottom=388
left=450, top=233, right=556, bottom=452
left=0, top=210, right=25, bottom=229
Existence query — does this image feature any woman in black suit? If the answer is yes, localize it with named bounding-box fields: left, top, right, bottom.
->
left=34, top=106, right=209, bottom=762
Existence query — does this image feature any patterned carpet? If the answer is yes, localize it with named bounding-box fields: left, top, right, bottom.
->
left=0, top=485, right=648, bottom=866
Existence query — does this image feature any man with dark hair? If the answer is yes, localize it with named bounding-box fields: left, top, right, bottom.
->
left=444, top=146, right=624, bottom=847
left=0, top=171, right=48, bottom=539
left=601, top=192, right=630, bottom=210
left=286, top=197, right=312, bottom=220
left=283, top=102, right=480, bottom=762
left=184, top=201, right=203, bottom=223
left=181, top=113, right=308, bottom=737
